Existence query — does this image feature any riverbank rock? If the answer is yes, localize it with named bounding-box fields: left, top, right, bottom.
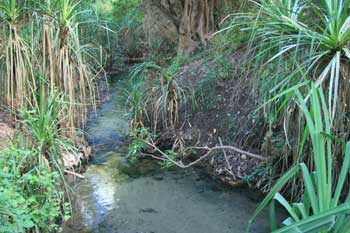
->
left=62, top=144, right=92, bottom=169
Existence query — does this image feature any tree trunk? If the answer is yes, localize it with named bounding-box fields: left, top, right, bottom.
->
left=143, top=0, right=219, bottom=55
left=178, top=0, right=218, bottom=54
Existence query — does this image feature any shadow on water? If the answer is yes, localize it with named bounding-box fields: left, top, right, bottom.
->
left=63, top=75, right=278, bottom=233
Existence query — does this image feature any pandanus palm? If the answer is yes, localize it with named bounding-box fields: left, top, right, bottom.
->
left=220, top=1, right=350, bottom=230
left=220, top=0, right=350, bottom=205
left=0, top=0, right=98, bottom=135
left=55, top=0, right=97, bottom=131
left=223, top=0, right=350, bottom=130
left=249, top=86, right=350, bottom=232
left=0, top=0, right=34, bottom=110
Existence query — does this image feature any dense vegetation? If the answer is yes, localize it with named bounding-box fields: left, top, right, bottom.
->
left=1, top=0, right=350, bottom=232
left=125, top=0, right=350, bottom=232
left=0, top=0, right=106, bottom=231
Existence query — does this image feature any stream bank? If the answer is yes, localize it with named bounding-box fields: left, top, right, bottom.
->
left=63, top=74, right=279, bottom=233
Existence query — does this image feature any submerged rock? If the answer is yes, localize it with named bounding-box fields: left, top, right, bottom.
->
left=152, top=175, right=164, bottom=181
left=139, top=208, right=159, bottom=214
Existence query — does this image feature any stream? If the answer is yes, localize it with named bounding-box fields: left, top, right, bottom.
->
left=63, top=75, right=274, bottom=233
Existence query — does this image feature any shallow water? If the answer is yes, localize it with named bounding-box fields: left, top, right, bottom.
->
left=63, top=76, right=274, bottom=233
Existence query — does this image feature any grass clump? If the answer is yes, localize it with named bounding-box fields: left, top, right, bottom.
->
left=126, top=61, right=187, bottom=132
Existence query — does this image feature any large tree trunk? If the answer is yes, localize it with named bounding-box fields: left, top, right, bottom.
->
left=143, top=0, right=219, bottom=55
left=178, top=0, right=218, bottom=54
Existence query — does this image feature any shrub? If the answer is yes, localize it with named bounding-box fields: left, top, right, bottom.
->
left=0, top=142, right=70, bottom=232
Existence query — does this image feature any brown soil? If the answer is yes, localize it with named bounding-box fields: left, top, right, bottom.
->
left=157, top=49, right=269, bottom=186
left=0, top=112, right=14, bottom=151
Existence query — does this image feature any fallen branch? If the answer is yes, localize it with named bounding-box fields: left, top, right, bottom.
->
left=219, top=137, right=236, bottom=180
left=142, top=138, right=271, bottom=169
left=188, top=145, right=268, bottom=161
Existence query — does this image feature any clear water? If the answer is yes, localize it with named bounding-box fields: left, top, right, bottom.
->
left=63, top=76, right=275, bottom=233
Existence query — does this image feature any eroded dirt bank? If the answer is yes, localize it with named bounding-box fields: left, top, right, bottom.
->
left=151, top=50, right=271, bottom=189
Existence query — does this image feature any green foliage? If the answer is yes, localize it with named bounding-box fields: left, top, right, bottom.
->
left=0, top=0, right=20, bottom=22
left=58, top=0, right=80, bottom=28
left=127, top=127, right=177, bottom=168
left=0, top=80, right=77, bottom=232
left=219, top=0, right=350, bottom=200
left=0, top=141, right=70, bottom=232
left=20, top=81, right=78, bottom=169
left=249, top=86, right=350, bottom=233
left=111, top=0, right=142, bottom=28
left=224, top=0, right=350, bottom=127
left=127, top=127, right=151, bottom=163
left=125, top=62, right=158, bottom=128
left=0, top=0, right=106, bottom=231
left=93, top=0, right=144, bottom=62
left=158, top=150, right=177, bottom=169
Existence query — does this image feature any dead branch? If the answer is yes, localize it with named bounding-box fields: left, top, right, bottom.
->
left=187, top=145, right=269, bottom=161
left=142, top=138, right=271, bottom=169
left=219, top=137, right=236, bottom=179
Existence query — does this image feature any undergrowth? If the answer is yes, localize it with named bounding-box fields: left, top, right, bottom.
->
left=0, top=0, right=107, bottom=231
left=0, top=140, right=70, bottom=232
